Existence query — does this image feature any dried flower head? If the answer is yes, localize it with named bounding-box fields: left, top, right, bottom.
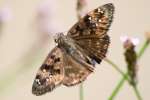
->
left=120, top=36, right=138, bottom=85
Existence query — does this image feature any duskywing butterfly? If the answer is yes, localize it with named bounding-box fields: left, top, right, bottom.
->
left=32, top=3, right=114, bottom=96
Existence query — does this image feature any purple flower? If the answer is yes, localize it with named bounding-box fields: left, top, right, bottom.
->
left=120, top=35, right=140, bottom=48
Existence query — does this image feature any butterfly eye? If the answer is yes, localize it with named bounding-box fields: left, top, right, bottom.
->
left=53, top=34, right=59, bottom=43
left=54, top=38, right=58, bottom=43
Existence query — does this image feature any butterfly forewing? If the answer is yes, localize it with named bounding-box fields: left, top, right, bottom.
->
left=67, top=3, right=114, bottom=63
left=68, top=3, right=114, bottom=39
left=32, top=47, right=64, bottom=96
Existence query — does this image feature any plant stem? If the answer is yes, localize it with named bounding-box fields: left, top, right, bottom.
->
left=79, top=83, right=84, bottom=100
left=104, top=59, right=129, bottom=100
left=104, top=58, right=130, bottom=82
left=132, top=85, right=142, bottom=100
left=108, top=40, right=149, bottom=100
left=108, top=76, right=126, bottom=100
left=138, top=40, right=150, bottom=59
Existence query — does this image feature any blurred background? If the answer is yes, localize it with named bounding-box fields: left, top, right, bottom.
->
left=0, top=0, right=150, bottom=100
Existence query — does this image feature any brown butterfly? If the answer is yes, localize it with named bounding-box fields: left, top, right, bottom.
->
left=32, top=3, right=114, bottom=96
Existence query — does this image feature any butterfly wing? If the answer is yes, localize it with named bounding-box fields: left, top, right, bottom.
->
left=32, top=47, right=64, bottom=96
left=67, top=3, right=114, bottom=63
left=62, top=49, right=94, bottom=86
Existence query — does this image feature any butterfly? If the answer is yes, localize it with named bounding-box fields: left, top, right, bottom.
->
left=32, top=3, right=114, bottom=96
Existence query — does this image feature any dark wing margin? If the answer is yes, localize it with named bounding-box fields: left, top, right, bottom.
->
left=67, top=3, right=114, bottom=63
left=32, top=47, right=64, bottom=96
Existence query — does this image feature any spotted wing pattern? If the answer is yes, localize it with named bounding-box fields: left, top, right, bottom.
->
left=32, top=47, right=64, bottom=96
left=68, top=3, right=114, bottom=63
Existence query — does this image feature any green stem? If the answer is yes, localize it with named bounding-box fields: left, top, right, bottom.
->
left=133, top=85, right=142, bottom=100
left=138, top=40, right=150, bottom=59
left=104, top=58, right=130, bottom=82
left=108, top=40, right=149, bottom=100
left=108, top=76, right=126, bottom=100
left=79, top=83, right=84, bottom=100
left=104, top=59, right=129, bottom=100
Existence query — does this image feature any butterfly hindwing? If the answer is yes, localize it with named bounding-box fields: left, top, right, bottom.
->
left=62, top=50, right=94, bottom=86
left=32, top=47, right=64, bottom=96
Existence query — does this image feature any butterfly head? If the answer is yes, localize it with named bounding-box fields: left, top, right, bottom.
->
left=53, top=32, right=74, bottom=49
left=54, top=32, right=66, bottom=44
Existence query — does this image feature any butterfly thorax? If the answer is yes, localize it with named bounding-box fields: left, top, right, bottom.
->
left=55, top=33, right=77, bottom=54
